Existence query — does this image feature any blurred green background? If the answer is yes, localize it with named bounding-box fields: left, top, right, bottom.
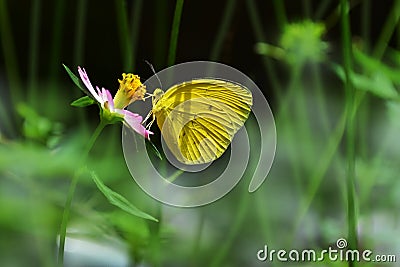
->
left=1, top=0, right=399, bottom=266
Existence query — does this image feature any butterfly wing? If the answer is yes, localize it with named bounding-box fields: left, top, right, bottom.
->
left=153, top=79, right=252, bottom=164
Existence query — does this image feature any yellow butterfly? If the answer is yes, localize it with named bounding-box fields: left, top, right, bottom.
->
left=144, top=79, right=252, bottom=165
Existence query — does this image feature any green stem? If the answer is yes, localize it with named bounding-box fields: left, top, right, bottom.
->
left=57, top=121, right=107, bottom=266
left=28, top=0, right=41, bottom=107
left=49, top=0, right=66, bottom=85
left=210, top=188, right=249, bottom=267
left=315, top=0, right=332, bottom=20
left=0, top=0, right=22, bottom=136
left=154, top=0, right=168, bottom=68
left=361, top=0, right=370, bottom=51
left=246, top=0, right=282, bottom=98
left=115, top=0, right=133, bottom=71
left=191, top=210, right=205, bottom=265
left=272, top=0, right=287, bottom=29
left=73, top=0, right=88, bottom=65
left=311, top=63, right=330, bottom=136
left=278, top=65, right=304, bottom=194
left=209, top=0, right=237, bottom=61
left=372, top=0, right=400, bottom=59
left=340, top=1, right=358, bottom=266
left=130, top=0, right=143, bottom=70
left=73, top=0, right=89, bottom=133
left=167, top=0, right=184, bottom=66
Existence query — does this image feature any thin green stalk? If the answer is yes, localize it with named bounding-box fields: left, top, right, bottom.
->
left=341, top=1, right=358, bottom=265
left=272, top=0, right=287, bottom=29
left=325, top=0, right=362, bottom=31
left=191, top=209, right=205, bottom=266
left=372, top=0, right=400, bottom=59
left=277, top=65, right=305, bottom=194
left=0, top=0, right=21, bottom=136
left=311, top=63, right=331, bottom=136
left=73, top=0, right=88, bottom=65
left=49, top=0, right=66, bottom=84
left=148, top=159, right=166, bottom=267
left=361, top=0, right=370, bottom=51
left=315, top=0, right=332, bottom=20
left=357, top=0, right=371, bottom=159
left=28, top=0, right=41, bottom=107
left=246, top=0, right=283, bottom=99
left=154, top=0, right=168, bottom=68
left=130, top=0, right=143, bottom=70
left=57, top=121, right=107, bottom=266
left=167, top=0, right=184, bottom=66
left=73, top=0, right=89, bottom=133
left=398, top=16, right=400, bottom=48
left=115, top=0, right=133, bottom=71
left=209, top=190, right=249, bottom=267
left=255, top=188, right=272, bottom=241
left=209, top=0, right=237, bottom=61
left=294, top=74, right=366, bottom=231
left=296, top=105, right=346, bottom=227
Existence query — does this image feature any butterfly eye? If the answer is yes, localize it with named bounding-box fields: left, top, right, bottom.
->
left=152, top=89, right=165, bottom=105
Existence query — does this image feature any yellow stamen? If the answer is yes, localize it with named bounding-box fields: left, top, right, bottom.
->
left=114, top=73, right=146, bottom=109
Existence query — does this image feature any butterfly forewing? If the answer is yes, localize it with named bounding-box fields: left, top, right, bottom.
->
left=152, top=79, right=252, bottom=165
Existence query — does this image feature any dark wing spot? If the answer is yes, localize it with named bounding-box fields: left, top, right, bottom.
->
left=208, top=105, right=213, bottom=111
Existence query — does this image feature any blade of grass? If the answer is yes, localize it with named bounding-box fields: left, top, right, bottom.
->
left=361, top=0, right=371, bottom=51
left=72, top=0, right=89, bottom=132
left=210, top=187, right=249, bottom=267
left=246, top=0, right=282, bottom=98
left=49, top=0, right=66, bottom=84
left=130, top=0, right=143, bottom=70
left=311, top=63, right=331, bottom=136
left=340, top=1, right=358, bottom=265
left=28, top=0, right=41, bottom=107
left=57, top=121, right=107, bottom=266
left=372, top=0, right=400, bottom=59
left=272, top=0, right=287, bottom=29
left=315, top=0, right=332, bottom=20
left=73, top=0, right=88, bottom=65
left=115, top=0, right=133, bottom=71
left=154, top=0, right=168, bottom=68
left=209, top=0, right=237, bottom=61
left=0, top=0, right=21, bottom=136
left=167, top=0, right=184, bottom=66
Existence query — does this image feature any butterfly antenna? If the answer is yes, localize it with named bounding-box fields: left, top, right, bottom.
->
left=145, top=60, right=163, bottom=89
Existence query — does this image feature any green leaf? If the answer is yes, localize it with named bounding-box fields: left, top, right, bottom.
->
left=146, top=140, right=162, bottom=160
left=332, top=63, right=399, bottom=100
left=90, top=171, right=158, bottom=222
left=71, top=96, right=96, bottom=107
left=62, top=64, right=84, bottom=90
left=354, top=49, right=400, bottom=84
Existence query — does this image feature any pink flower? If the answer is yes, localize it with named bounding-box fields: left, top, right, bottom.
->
left=78, top=66, right=152, bottom=139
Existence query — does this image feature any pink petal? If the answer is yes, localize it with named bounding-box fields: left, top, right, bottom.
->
left=95, top=86, right=104, bottom=103
left=78, top=67, right=102, bottom=104
left=119, top=110, right=153, bottom=139
left=104, top=89, right=114, bottom=111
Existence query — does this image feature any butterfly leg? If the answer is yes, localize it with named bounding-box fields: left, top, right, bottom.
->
left=142, top=110, right=153, bottom=125
left=146, top=114, right=156, bottom=129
